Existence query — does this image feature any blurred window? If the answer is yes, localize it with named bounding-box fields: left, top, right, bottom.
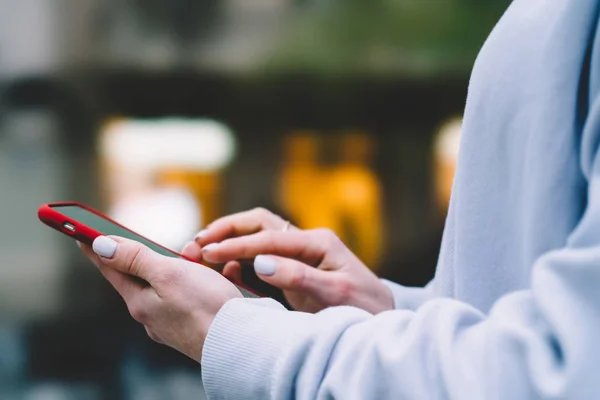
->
left=276, top=130, right=384, bottom=270
left=99, top=117, right=236, bottom=250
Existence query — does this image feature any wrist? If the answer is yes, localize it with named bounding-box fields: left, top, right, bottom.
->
left=198, top=295, right=242, bottom=361
left=190, top=312, right=219, bottom=362
left=378, top=280, right=395, bottom=312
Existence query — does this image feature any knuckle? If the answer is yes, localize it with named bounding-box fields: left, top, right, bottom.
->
left=314, top=228, right=341, bottom=248
left=264, top=230, right=279, bottom=246
left=125, top=244, right=149, bottom=276
left=128, top=302, right=148, bottom=324
left=251, top=207, right=271, bottom=220
left=333, top=278, right=355, bottom=304
left=251, top=207, right=284, bottom=229
left=288, top=265, right=306, bottom=289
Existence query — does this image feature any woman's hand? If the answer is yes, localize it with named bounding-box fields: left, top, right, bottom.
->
left=182, top=208, right=393, bottom=314
left=80, top=236, right=243, bottom=361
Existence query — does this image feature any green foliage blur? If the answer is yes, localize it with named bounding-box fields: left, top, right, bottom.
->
left=262, top=0, right=512, bottom=77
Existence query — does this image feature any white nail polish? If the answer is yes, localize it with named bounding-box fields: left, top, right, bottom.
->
left=202, top=243, right=219, bottom=251
left=93, top=236, right=118, bottom=258
left=75, top=241, right=82, bottom=248
left=254, top=255, right=277, bottom=276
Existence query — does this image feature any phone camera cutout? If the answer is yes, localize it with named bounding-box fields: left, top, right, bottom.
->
left=63, top=222, right=76, bottom=233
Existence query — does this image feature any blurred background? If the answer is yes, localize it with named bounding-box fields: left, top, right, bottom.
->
left=0, top=0, right=510, bottom=398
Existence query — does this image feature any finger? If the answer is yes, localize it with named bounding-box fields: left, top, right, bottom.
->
left=194, top=208, right=290, bottom=247
left=82, top=240, right=162, bottom=325
left=91, top=236, right=184, bottom=287
left=145, top=326, right=164, bottom=344
left=222, top=261, right=242, bottom=284
left=180, top=240, right=225, bottom=273
left=180, top=240, right=202, bottom=261
left=252, top=254, right=336, bottom=294
left=80, top=241, right=145, bottom=302
left=202, top=229, right=328, bottom=266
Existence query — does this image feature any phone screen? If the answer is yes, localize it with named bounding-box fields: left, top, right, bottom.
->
left=52, top=204, right=182, bottom=258
left=50, top=204, right=260, bottom=298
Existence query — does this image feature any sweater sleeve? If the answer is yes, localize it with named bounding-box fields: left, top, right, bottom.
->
left=201, top=94, right=600, bottom=399
left=202, top=242, right=600, bottom=399
left=380, top=278, right=435, bottom=310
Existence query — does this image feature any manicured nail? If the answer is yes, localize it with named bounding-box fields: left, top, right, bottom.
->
left=202, top=243, right=219, bottom=252
left=93, top=236, right=117, bottom=258
left=75, top=241, right=82, bottom=248
left=195, top=230, right=208, bottom=241
left=254, top=255, right=276, bottom=276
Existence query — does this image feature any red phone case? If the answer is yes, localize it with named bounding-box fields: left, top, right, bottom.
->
left=38, top=201, right=265, bottom=298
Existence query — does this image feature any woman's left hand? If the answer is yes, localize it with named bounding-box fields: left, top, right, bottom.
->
left=79, top=235, right=243, bottom=361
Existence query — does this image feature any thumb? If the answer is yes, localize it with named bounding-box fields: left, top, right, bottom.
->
left=92, top=236, right=165, bottom=284
left=253, top=254, right=332, bottom=294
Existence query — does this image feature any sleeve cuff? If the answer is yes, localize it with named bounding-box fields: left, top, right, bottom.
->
left=381, top=279, right=434, bottom=310
left=201, top=298, right=314, bottom=399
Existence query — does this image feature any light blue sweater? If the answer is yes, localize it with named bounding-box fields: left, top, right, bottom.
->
left=202, top=0, right=600, bottom=398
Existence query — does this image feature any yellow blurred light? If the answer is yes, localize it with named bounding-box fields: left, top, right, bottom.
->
left=433, top=116, right=462, bottom=212
left=98, top=117, right=236, bottom=249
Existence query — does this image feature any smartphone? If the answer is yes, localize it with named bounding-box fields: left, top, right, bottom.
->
left=38, top=202, right=287, bottom=302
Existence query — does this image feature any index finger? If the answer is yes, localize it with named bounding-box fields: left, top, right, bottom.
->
left=195, top=208, right=292, bottom=246
left=202, top=230, right=326, bottom=267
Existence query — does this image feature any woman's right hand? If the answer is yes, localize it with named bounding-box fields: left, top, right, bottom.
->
left=181, top=208, right=394, bottom=314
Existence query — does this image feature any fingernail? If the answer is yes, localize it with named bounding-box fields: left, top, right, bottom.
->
left=93, top=236, right=118, bottom=258
left=202, top=243, right=219, bottom=252
left=195, top=230, right=208, bottom=241
left=75, top=241, right=82, bottom=248
left=254, top=255, right=276, bottom=276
